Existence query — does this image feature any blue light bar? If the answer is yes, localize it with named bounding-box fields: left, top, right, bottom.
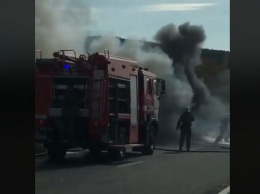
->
left=64, top=64, right=70, bottom=69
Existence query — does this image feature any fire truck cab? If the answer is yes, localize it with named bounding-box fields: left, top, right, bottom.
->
left=35, top=49, right=166, bottom=161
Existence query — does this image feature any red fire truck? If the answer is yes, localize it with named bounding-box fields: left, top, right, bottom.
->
left=35, top=49, right=166, bottom=160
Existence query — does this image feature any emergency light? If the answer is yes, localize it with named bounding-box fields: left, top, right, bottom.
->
left=64, top=64, right=70, bottom=69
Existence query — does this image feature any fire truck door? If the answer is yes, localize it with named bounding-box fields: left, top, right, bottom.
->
left=129, top=75, right=138, bottom=143
left=154, top=79, right=159, bottom=121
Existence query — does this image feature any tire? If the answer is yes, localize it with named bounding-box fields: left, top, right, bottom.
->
left=48, top=145, right=66, bottom=161
left=117, top=148, right=126, bottom=160
left=142, top=124, right=157, bottom=155
left=108, top=147, right=126, bottom=161
left=89, top=146, right=102, bottom=159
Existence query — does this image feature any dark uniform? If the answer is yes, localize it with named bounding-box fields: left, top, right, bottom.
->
left=214, top=114, right=230, bottom=144
left=176, top=108, right=195, bottom=151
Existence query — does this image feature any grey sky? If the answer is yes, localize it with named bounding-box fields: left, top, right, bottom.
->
left=48, top=0, right=230, bottom=51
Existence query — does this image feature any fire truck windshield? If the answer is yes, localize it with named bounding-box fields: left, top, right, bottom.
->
left=51, top=77, right=88, bottom=109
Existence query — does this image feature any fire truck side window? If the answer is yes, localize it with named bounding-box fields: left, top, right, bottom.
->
left=146, top=78, right=153, bottom=95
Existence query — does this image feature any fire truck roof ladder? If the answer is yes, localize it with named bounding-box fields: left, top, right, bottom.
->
left=54, top=50, right=78, bottom=63
left=109, top=55, right=135, bottom=61
left=59, top=50, right=76, bottom=58
left=86, top=52, right=92, bottom=57
left=79, top=54, right=87, bottom=60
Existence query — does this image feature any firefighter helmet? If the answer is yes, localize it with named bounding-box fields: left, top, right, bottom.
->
left=186, top=107, right=191, bottom=112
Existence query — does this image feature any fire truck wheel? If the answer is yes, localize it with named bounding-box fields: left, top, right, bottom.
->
left=117, top=148, right=126, bottom=160
left=48, top=146, right=66, bottom=161
left=89, top=146, right=102, bottom=159
left=108, top=148, right=126, bottom=161
left=142, top=124, right=156, bottom=155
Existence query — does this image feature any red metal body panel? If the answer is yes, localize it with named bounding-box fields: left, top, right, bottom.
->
left=35, top=52, right=90, bottom=126
left=108, top=57, right=139, bottom=79
left=129, top=123, right=138, bottom=143
left=118, top=113, right=131, bottom=120
left=35, top=75, right=52, bottom=122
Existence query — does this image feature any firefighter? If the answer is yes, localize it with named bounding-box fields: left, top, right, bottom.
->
left=176, top=107, right=195, bottom=151
left=214, top=113, right=230, bottom=144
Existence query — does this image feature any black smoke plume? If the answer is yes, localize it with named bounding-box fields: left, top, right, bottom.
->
left=154, top=22, right=207, bottom=113
left=154, top=22, right=229, bottom=143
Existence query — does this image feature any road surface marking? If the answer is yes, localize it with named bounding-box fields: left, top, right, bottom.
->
left=35, top=152, right=47, bottom=157
left=111, top=160, right=126, bottom=164
left=191, top=146, right=202, bottom=151
left=118, top=161, right=144, bottom=168
left=218, top=186, right=230, bottom=194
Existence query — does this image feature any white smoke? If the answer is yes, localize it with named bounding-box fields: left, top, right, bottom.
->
left=35, top=0, right=92, bottom=57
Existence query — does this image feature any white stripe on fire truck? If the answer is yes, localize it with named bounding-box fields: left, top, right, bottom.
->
left=55, top=85, right=85, bottom=90
left=108, top=75, right=130, bottom=81
left=49, top=108, right=89, bottom=117
left=143, top=105, right=154, bottom=111
left=109, top=55, right=138, bottom=64
left=35, top=114, right=47, bottom=119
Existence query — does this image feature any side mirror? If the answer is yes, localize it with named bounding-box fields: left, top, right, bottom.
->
left=160, top=79, right=166, bottom=96
left=158, top=79, right=166, bottom=97
left=161, top=91, right=166, bottom=96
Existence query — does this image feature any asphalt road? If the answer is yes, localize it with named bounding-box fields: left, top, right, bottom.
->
left=35, top=142, right=230, bottom=194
